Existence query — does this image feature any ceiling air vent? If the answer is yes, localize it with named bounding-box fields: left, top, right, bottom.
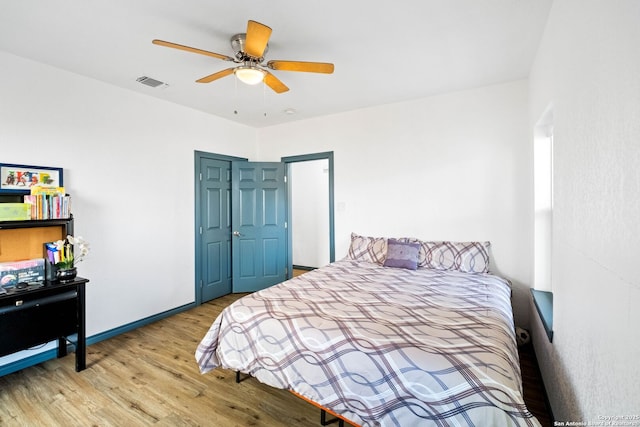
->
left=136, top=76, right=166, bottom=88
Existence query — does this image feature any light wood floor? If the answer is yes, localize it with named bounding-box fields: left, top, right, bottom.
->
left=0, top=283, right=551, bottom=426
left=0, top=293, right=327, bottom=427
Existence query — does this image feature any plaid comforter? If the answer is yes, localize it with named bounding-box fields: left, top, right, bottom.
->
left=196, top=259, right=540, bottom=427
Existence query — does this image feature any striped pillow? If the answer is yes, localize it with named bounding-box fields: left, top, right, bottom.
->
left=419, top=241, right=491, bottom=273
left=347, top=233, right=387, bottom=265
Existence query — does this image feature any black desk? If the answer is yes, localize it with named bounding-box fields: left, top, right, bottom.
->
left=0, top=278, right=89, bottom=372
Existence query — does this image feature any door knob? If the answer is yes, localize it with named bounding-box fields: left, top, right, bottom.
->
left=232, top=231, right=241, bottom=236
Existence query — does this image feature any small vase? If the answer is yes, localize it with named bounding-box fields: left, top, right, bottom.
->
left=56, top=267, right=77, bottom=283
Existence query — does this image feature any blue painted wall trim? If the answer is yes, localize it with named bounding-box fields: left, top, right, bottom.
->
left=0, top=302, right=196, bottom=377
left=0, top=348, right=60, bottom=377
left=531, top=289, right=554, bottom=342
left=87, top=302, right=196, bottom=344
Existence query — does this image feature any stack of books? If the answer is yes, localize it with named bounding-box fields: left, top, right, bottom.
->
left=23, top=186, right=71, bottom=220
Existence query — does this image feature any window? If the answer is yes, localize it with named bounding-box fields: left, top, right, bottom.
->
left=534, top=124, right=553, bottom=291
left=532, top=107, right=554, bottom=342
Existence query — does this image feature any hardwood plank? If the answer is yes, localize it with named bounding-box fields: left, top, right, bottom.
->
left=519, top=343, right=553, bottom=427
left=0, top=292, right=552, bottom=426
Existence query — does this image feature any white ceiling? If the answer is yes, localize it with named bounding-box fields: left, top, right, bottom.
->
left=0, top=0, right=552, bottom=128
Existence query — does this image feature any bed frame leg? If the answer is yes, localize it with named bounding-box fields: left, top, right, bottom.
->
left=320, top=409, right=344, bottom=426
left=235, top=371, right=248, bottom=383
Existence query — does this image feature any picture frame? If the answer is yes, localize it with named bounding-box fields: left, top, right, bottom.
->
left=0, top=163, right=64, bottom=194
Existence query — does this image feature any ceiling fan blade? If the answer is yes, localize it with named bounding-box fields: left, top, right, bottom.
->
left=196, top=68, right=235, bottom=83
left=267, top=60, right=334, bottom=74
left=152, top=39, right=234, bottom=61
left=264, top=72, right=289, bottom=93
left=244, top=20, right=272, bottom=58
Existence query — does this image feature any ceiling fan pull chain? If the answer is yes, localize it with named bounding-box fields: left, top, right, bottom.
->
left=234, top=72, right=239, bottom=115
left=263, top=82, right=267, bottom=118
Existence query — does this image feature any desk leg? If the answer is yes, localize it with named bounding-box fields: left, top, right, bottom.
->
left=57, top=337, right=68, bottom=358
left=75, top=283, right=86, bottom=372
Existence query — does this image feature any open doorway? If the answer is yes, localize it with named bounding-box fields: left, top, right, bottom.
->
left=290, top=159, right=330, bottom=269
left=283, top=152, right=335, bottom=277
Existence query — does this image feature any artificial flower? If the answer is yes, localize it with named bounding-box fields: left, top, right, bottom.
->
left=52, top=235, right=90, bottom=270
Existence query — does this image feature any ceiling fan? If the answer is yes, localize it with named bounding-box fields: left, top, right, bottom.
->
left=152, top=20, right=334, bottom=94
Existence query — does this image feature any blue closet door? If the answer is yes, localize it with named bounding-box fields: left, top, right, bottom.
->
left=199, top=157, right=232, bottom=301
left=231, top=162, right=287, bottom=293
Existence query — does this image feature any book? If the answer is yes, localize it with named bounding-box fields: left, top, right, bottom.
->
left=23, top=187, right=72, bottom=220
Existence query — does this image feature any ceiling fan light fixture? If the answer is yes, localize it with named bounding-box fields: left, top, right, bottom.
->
left=234, top=66, right=266, bottom=85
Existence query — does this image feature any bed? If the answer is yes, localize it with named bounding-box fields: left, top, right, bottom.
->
left=196, top=234, right=541, bottom=427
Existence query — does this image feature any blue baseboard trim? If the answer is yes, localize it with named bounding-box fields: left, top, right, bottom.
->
left=0, top=301, right=197, bottom=377
left=0, top=348, right=60, bottom=377
left=292, top=265, right=316, bottom=271
left=87, top=301, right=196, bottom=345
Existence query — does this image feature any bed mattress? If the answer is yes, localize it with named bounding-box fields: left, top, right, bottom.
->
left=196, top=259, right=540, bottom=427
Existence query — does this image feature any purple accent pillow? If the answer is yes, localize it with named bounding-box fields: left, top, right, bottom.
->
left=383, top=238, right=420, bottom=270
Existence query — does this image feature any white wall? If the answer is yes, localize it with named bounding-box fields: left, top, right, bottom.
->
left=0, top=51, right=256, bottom=350
left=258, top=80, right=533, bottom=326
left=529, top=0, right=640, bottom=421
left=290, top=159, right=330, bottom=268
